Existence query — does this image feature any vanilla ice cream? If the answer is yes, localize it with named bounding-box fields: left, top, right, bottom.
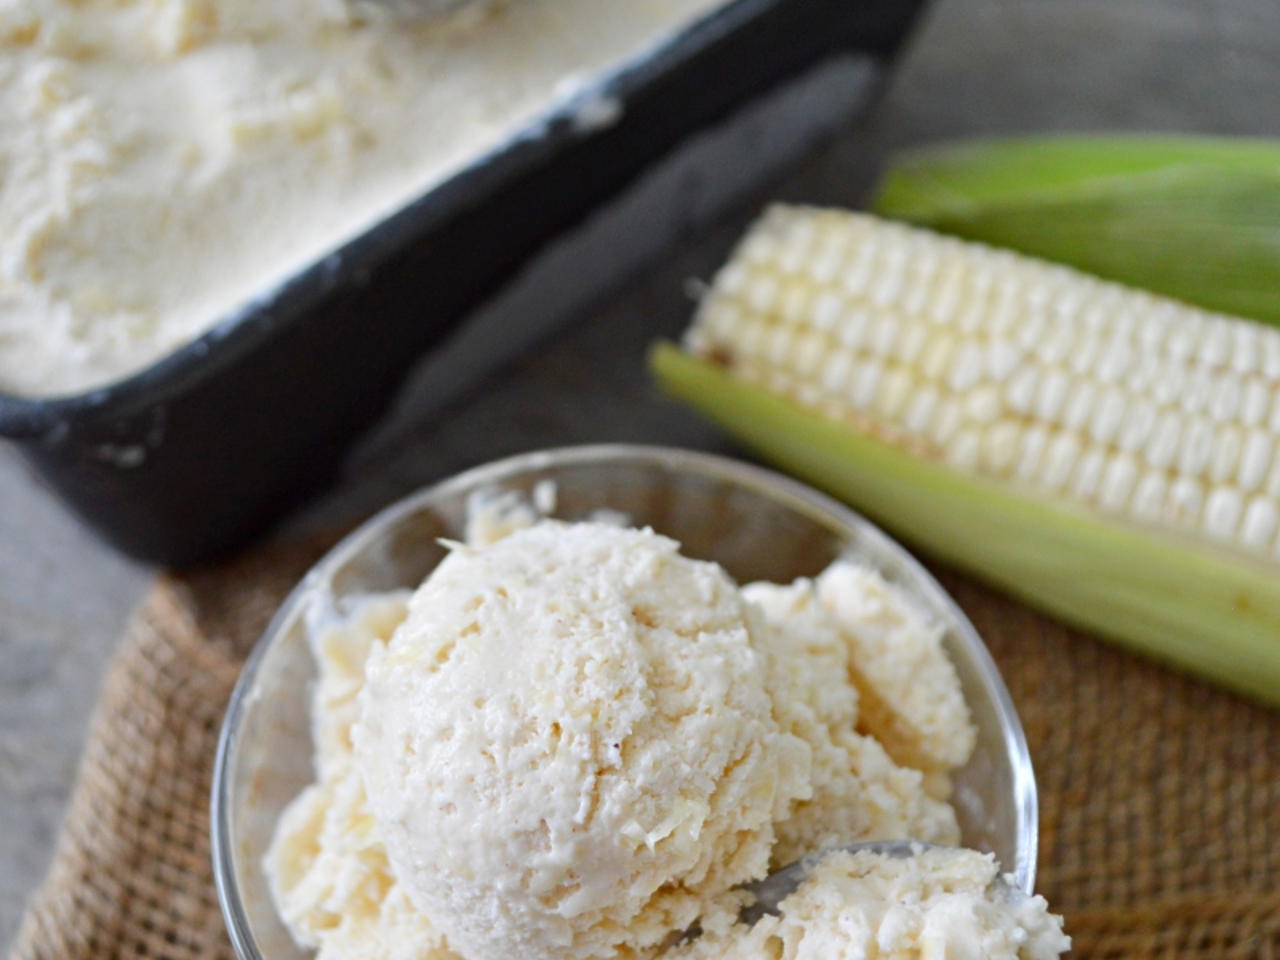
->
left=815, top=563, right=976, bottom=799
left=355, top=521, right=809, bottom=960
left=743, top=580, right=961, bottom=865
left=667, top=847, right=1070, bottom=960
left=264, top=592, right=462, bottom=960
left=266, top=504, right=1048, bottom=960
left=0, top=0, right=723, bottom=396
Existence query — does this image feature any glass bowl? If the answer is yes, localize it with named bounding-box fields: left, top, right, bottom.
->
left=212, top=444, right=1038, bottom=959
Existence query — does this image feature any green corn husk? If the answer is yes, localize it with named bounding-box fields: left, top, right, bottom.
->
left=651, top=343, right=1280, bottom=707
left=871, top=135, right=1280, bottom=327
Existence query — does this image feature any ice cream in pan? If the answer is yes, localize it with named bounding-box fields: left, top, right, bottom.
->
left=0, top=0, right=728, bottom=396
left=267, top=500, right=1068, bottom=958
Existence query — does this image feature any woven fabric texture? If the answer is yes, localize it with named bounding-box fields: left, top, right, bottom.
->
left=10, top=549, right=1279, bottom=959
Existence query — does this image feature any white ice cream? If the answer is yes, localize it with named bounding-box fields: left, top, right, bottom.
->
left=355, top=521, right=809, bottom=960
left=743, top=579, right=961, bottom=866
left=815, top=562, right=976, bottom=799
left=0, top=0, right=723, bottom=395
left=262, top=506, right=1049, bottom=960
left=668, top=847, right=1071, bottom=960
left=264, top=592, right=459, bottom=960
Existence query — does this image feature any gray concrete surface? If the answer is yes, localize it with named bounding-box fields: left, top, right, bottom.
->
left=4, top=0, right=1279, bottom=946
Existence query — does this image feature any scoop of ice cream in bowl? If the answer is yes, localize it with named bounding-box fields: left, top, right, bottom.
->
left=212, top=444, right=1057, bottom=959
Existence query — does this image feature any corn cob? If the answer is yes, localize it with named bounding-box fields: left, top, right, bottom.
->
left=653, top=205, right=1280, bottom=705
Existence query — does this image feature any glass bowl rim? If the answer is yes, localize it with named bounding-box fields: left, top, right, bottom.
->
left=211, top=442, right=1038, bottom=960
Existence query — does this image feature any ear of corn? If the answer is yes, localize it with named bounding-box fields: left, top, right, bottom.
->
left=652, top=205, right=1280, bottom=706
left=871, top=136, right=1280, bottom=327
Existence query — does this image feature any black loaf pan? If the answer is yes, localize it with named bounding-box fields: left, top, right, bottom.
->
left=0, top=0, right=924, bottom=565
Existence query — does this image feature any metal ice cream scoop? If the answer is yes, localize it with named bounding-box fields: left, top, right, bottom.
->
left=738, top=840, right=1032, bottom=924
left=356, top=0, right=483, bottom=18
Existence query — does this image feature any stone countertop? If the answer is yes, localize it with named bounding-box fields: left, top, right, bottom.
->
left=3, top=0, right=1278, bottom=945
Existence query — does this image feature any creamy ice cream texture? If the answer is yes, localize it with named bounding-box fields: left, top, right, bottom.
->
left=743, top=579, right=962, bottom=867
left=266, top=512, right=1062, bottom=959
left=668, top=847, right=1070, bottom=960
left=356, top=521, right=808, bottom=960
left=0, top=0, right=723, bottom=395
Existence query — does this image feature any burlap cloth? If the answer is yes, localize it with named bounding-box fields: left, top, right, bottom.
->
left=9, top=539, right=1279, bottom=959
